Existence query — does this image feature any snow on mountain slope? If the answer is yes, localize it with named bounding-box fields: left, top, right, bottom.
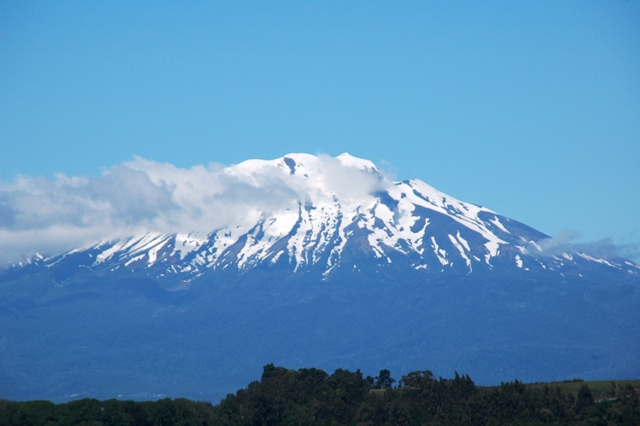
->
left=13, top=153, right=640, bottom=280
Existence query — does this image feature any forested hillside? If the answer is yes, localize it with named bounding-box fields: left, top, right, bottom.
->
left=2, top=364, right=639, bottom=425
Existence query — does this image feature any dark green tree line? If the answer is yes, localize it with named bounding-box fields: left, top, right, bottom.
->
left=1, top=364, right=639, bottom=425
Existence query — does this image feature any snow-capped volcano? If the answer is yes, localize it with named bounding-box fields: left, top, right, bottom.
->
left=3, top=153, right=639, bottom=403
left=21, top=153, right=639, bottom=282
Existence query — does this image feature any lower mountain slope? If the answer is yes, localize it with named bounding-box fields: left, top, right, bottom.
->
left=1, top=257, right=638, bottom=402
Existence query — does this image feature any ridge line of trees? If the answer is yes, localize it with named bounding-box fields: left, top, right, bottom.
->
left=2, top=364, right=639, bottom=425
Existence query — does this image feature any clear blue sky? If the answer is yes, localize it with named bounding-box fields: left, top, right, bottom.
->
left=1, top=1, right=639, bottom=255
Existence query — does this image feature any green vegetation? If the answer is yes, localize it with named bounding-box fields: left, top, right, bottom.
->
left=1, top=365, right=639, bottom=425
left=527, top=379, right=640, bottom=401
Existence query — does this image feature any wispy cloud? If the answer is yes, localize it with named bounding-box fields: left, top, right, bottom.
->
left=573, top=238, right=639, bottom=262
left=527, top=229, right=639, bottom=262
left=0, top=154, right=386, bottom=264
left=532, top=229, right=582, bottom=255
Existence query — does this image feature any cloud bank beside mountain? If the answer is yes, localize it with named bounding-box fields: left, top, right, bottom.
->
left=0, top=155, right=386, bottom=264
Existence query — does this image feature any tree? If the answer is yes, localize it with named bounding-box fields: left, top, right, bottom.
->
left=576, top=384, right=594, bottom=413
left=374, top=369, right=395, bottom=389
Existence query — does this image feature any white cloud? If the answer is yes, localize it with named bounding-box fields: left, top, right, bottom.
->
left=525, top=229, right=639, bottom=261
left=0, top=153, right=388, bottom=264
left=532, top=229, right=582, bottom=255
